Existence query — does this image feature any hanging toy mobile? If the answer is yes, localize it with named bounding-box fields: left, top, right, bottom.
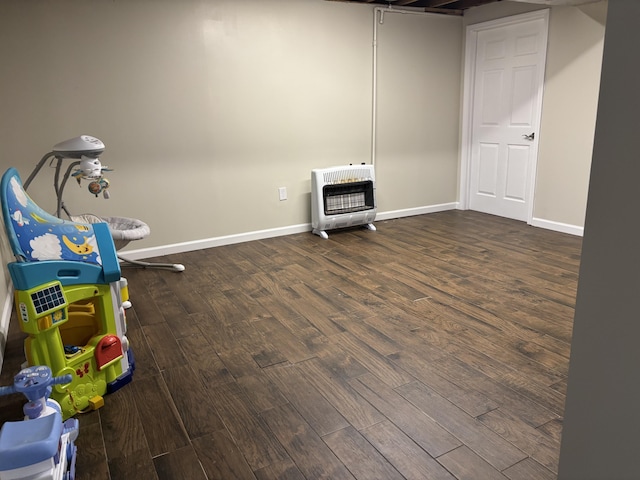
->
left=23, top=135, right=109, bottom=218
left=71, top=156, right=112, bottom=199
left=22, top=135, right=184, bottom=272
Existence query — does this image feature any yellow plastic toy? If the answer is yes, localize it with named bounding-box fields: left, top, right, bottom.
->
left=1, top=167, right=134, bottom=419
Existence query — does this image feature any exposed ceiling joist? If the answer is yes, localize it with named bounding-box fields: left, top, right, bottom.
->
left=326, top=0, right=602, bottom=15
left=325, top=0, right=503, bottom=15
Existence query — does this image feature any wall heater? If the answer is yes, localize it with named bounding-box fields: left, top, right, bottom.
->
left=311, top=164, right=377, bottom=239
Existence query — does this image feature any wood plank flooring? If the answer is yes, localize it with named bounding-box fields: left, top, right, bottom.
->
left=0, top=211, right=582, bottom=479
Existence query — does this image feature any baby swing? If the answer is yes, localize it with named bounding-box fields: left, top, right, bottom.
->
left=24, top=135, right=184, bottom=272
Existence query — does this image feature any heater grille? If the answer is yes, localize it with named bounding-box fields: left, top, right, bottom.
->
left=324, top=181, right=375, bottom=215
left=326, top=192, right=367, bottom=214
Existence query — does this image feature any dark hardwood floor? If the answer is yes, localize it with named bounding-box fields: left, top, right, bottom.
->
left=0, top=211, right=582, bottom=479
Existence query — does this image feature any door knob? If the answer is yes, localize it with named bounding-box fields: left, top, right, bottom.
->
left=523, top=132, right=535, bottom=141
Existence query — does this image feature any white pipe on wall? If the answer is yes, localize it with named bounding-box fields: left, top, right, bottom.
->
left=370, top=6, right=445, bottom=167
left=371, top=8, right=380, bottom=166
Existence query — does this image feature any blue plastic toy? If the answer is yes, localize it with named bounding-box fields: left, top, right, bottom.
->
left=0, top=365, right=79, bottom=480
left=0, top=167, right=134, bottom=419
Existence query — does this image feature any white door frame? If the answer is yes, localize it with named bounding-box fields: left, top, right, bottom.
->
left=459, top=9, right=549, bottom=223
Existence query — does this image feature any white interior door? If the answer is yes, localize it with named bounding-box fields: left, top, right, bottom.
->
left=463, top=11, right=549, bottom=222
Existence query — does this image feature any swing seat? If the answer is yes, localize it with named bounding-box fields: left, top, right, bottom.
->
left=71, top=214, right=150, bottom=251
left=71, top=213, right=184, bottom=272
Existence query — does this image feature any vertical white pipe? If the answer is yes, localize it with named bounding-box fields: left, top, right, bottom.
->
left=371, top=8, right=380, bottom=166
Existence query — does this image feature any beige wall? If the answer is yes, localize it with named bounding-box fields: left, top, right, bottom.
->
left=465, top=1, right=607, bottom=230
left=375, top=11, right=462, bottom=211
left=0, top=0, right=462, bottom=255
left=536, top=3, right=606, bottom=227
left=558, top=2, right=640, bottom=476
left=0, top=0, right=368, bottom=246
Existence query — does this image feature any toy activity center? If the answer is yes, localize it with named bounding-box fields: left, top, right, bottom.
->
left=0, top=137, right=136, bottom=421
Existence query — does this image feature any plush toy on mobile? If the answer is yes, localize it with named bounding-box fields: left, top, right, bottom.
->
left=72, top=155, right=112, bottom=199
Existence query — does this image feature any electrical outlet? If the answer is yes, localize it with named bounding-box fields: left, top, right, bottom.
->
left=278, top=187, right=287, bottom=201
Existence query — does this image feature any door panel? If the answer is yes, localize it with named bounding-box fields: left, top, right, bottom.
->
left=511, top=66, right=536, bottom=125
left=505, top=145, right=528, bottom=200
left=481, top=70, right=504, bottom=125
left=478, top=143, right=499, bottom=195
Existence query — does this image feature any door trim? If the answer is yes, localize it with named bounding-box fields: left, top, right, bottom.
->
left=459, top=9, right=549, bottom=223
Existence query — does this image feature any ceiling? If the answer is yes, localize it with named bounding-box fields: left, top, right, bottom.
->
left=325, top=0, right=505, bottom=15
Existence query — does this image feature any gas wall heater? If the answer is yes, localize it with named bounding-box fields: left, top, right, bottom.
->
left=311, top=164, right=377, bottom=239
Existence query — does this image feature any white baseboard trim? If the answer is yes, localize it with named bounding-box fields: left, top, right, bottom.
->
left=121, top=203, right=460, bottom=260
left=530, top=217, right=584, bottom=236
left=0, top=283, right=13, bottom=373
left=121, top=223, right=313, bottom=260
left=376, top=202, right=459, bottom=222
